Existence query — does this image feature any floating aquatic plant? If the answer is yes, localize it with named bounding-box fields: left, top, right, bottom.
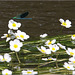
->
left=0, top=18, right=75, bottom=75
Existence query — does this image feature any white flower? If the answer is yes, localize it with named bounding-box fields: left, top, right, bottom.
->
left=0, top=53, right=11, bottom=62
left=37, top=46, right=51, bottom=54
left=73, top=71, right=75, bottom=75
left=0, top=55, right=4, bottom=62
left=71, top=34, right=75, bottom=40
left=63, top=62, right=74, bottom=70
left=69, top=57, right=75, bottom=64
left=57, top=43, right=66, bottom=50
left=42, top=58, right=48, bottom=61
left=68, top=61, right=75, bottom=66
left=1, top=30, right=15, bottom=42
left=45, top=39, right=56, bottom=46
left=68, top=62, right=74, bottom=65
left=4, top=53, right=11, bottom=62
left=71, top=41, right=75, bottom=44
left=2, top=69, right=12, bottom=75
left=48, top=57, right=56, bottom=61
left=66, top=48, right=75, bottom=56
left=40, top=33, right=48, bottom=38
left=9, top=39, right=23, bottom=52
left=22, top=70, right=38, bottom=75
left=15, top=30, right=29, bottom=41
left=42, top=57, right=56, bottom=61
left=8, top=19, right=21, bottom=30
left=1, top=34, right=8, bottom=39
left=49, top=44, right=59, bottom=52
left=59, top=18, right=71, bottom=28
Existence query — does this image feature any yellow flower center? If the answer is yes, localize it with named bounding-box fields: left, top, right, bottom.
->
left=73, top=61, right=75, bottom=63
left=20, top=35, right=24, bottom=38
left=6, top=34, right=8, bottom=37
left=27, top=71, right=32, bottom=74
left=5, top=59, right=7, bottom=61
left=14, top=44, right=18, bottom=48
left=48, top=41, right=52, bottom=45
left=62, top=22, right=67, bottom=26
left=52, top=48, right=55, bottom=51
left=5, top=73, right=8, bottom=75
left=70, top=52, right=74, bottom=56
left=41, top=49, right=45, bottom=53
left=2, top=58, right=5, bottom=61
left=6, top=34, right=11, bottom=37
left=73, top=34, right=75, bottom=37
left=67, top=66, right=70, bottom=69
left=48, top=58, right=52, bottom=60
left=12, top=23, right=16, bottom=27
left=16, top=36, right=19, bottom=38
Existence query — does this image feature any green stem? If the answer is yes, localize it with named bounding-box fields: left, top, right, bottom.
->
left=0, top=68, right=3, bottom=70
left=4, top=61, right=7, bottom=68
left=60, top=27, right=64, bottom=34
left=10, top=54, right=13, bottom=70
left=66, top=69, right=67, bottom=75
left=38, top=56, right=41, bottom=74
left=58, top=27, right=64, bottom=42
left=16, top=52, right=21, bottom=64
left=66, top=70, right=67, bottom=75
left=56, top=54, right=58, bottom=68
left=68, top=70, right=69, bottom=75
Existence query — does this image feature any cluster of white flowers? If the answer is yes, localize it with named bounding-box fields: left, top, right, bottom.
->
left=37, top=18, right=70, bottom=70
left=1, top=19, right=31, bottom=75
left=37, top=37, right=67, bottom=63
left=37, top=39, right=66, bottom=55
left=63, top=48, right=75, bottom=70
left=37, top=39, right=57, bottom=55
left=59, top=19, right=75, bottom=71
left=59, top=18, right=75, bottom=74
left=2, top=69, right=37, bottom=75
left=1, top=19, right=29, bottom=52
left=0, top=18, right=73, bottom=74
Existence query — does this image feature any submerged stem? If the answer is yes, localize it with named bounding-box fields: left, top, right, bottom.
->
left=60, top=27, right=64, bottom=34
left=38, top=56, right=41, bottom=74
left=16, top=52, right=21, bottom=64
left=58, top=27, right=64, bottom=42
left=0, top=68, right=3, bottom=70
left=56, top=54, right=58, bottom=68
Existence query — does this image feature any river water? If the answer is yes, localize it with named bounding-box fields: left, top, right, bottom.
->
left=0, top=1, right=75, bottom=40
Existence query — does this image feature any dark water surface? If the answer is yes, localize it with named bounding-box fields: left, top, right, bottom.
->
left=0, top=1, right=75, bottom=40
